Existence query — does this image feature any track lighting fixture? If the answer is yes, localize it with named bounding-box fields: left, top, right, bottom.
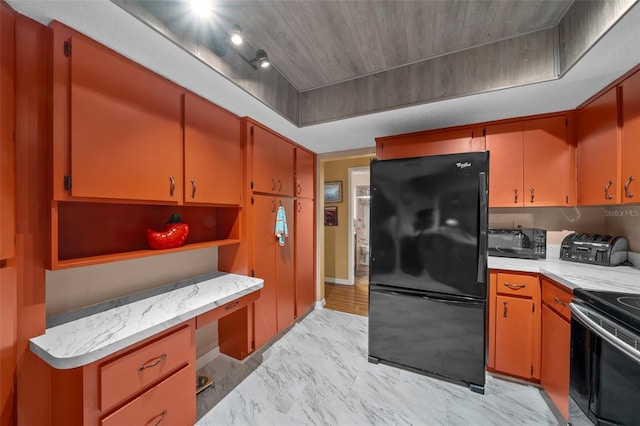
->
left=206, top=23, right=270, bottom=71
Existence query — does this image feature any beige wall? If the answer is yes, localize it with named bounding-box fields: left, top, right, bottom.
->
left=323, top=156, right=374, bottom=282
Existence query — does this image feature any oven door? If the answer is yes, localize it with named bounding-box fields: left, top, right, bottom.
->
left=570, top=301, right=640, bottom=425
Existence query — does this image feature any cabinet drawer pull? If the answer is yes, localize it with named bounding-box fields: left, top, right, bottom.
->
left=225, top=301, right=240, bottom=310
left=605, top=180, right=613, bottom=200
left=514, top=188, right=518, bottom=203
left=530, top=188, right=535, bottom=203
left=553, top=296, right=568, bottom=307
left=624, top=176, right=634, bottom=198
left=169, top=176, right=175, bottom=197
left=503, top=282, right=526, bottom=290
left=278, top=179, right=282, bottom=192
left=152, top=410, right=168, bottom=426
left=138, top=353, right=167, bottom=371
left=272, top=199, right=276, bottom=213
left=191, top=179, right=197, bottom=198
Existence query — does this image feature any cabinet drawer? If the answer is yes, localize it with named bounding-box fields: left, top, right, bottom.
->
left=196, top=291, right=260, bottom=329
left=496, top=273, right=538, bottom=298
left=100, top=364, right=195, bottom=426
left=100, top=325, right=192, bottom=411
left=542, top=279, right=572, bottom=322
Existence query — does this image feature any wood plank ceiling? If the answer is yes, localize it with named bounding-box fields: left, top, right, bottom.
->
left=135, top=0, right=572, bottom=91
left=118, top=0, right=639, bottom=127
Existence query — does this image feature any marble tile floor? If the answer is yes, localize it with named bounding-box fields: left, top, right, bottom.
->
left=196, top=308, right=564, bottom=426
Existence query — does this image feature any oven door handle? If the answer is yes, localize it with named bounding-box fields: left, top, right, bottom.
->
left=570, top=302, right=640, bottom=365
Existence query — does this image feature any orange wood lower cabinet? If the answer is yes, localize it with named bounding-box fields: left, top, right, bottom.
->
left=541, top=279, right=572, bottom=420
left=541, top=304, right=570, bottom=420
left=48, top=321, right=195, bottom=425
left=488, top=271, right=541, bottom=381
left=100, top=365, right=194, bottom=426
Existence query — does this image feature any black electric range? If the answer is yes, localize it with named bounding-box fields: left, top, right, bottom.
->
left=573, top=288, right=640, bottom=333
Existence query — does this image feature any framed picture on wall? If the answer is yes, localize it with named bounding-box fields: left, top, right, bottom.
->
left=324, top=181, right=342, bottom=203
left=324, top=206, right=338, bottom=226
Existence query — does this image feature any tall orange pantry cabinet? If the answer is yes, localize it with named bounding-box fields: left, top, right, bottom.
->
left=246, top=119, right=316, bottom=350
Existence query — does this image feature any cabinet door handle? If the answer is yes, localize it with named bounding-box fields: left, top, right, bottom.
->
left=503, top=301, right=508, bottom=318
left=271, top=178, right=275, bottom=191
left=530, top=188, right=535, bottom=203
left=278, top=179, right=282, bottom=192
left=504, top=282, right=526, bottom=290
left=297, top=202, right=302, bottom=213
left=297, top=183, right=302, bottom=195
left=272, top=200, right=276, bottom=213
left=514, top=188, right=518, bottom=204
left=225, top=301, right=240, bottom=310
left=152, top=410, right=168, bottom=426
left=169, top=176, right=175, bottom=197
left=191, top=179, right=197, bottom=199
left=604, top=180, right=613, bottom=200
left=138, top=353, right=167, bottom=371
left=624, top=176, right=634, bottom=198
left=553, top=296, right=568, bottom=307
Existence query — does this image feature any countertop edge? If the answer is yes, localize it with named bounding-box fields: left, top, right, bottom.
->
left=30, top=280, right=263, bottom=370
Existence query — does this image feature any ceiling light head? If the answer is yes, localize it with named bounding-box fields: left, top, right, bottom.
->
left=229, top=24, right=243, bottom=46
left=188, top=0, right=213, bottom=18
left=255, top=49, right=270, bottom=68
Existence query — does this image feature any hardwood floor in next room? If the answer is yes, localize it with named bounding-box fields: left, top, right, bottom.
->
left=324, top=282, right=369, bottom=316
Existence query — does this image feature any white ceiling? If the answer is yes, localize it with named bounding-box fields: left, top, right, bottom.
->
left=8, top=0, right=640, bottom=154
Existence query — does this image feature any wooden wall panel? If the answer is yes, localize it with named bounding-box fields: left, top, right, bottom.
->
left=300, top=29, right=557, bottom=125
left=14, top=14, right=51, bottom=426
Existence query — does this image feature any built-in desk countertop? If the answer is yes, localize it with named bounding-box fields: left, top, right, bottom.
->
left=30, top=272, right=263, bottom=369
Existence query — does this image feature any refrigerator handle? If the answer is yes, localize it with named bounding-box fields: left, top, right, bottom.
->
left=477, top=172, right=488, bottom=285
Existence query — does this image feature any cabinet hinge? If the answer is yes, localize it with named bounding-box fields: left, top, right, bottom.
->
left=250, top=126, right=254, bottom=136
left=531, top=365, right=534, bottom=375
left=532, top=302, right=535, bottom=313
left=251, top=181, right=254, bottom=190
left=63, top=40, right=71, bottom=57
left=251, top=197, right=254, bottom=205
left=63, top=175, right=72, bottom=191
left=566, top=195, right=569, bottom=204
left=471, top=131, right=474, bottom=138
left=483, top=128, right=486, bottom=137
left=251, top=269, right=255, bottom=277
left=565, top=118, right=568, bottom=127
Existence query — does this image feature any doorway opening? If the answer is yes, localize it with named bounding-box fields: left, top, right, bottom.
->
left=349, top=167, right=370, bottom=286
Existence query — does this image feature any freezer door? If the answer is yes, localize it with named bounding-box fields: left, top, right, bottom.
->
left=369, top=152, right=488, bottom=298
left=368, top=287, right=486, bottom=389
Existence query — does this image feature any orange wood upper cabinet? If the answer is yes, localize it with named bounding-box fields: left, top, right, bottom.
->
left=485, top=122, right=524, bottom=207
left=67, top=35, right=183, bottom=203
left=295, top=198, right=315, bottom=317
left=486, top=115, right=573, bottom=207
left=577, top=88, right=620, bottom=205
left=184, top=93, right=241, bottom=205
left=621, top=69, right=640, bottom=204
left=488, top=271, right=541, bottom=381
left=250, top=122, right=295, bottom=196
left=295, top=148, right=315, bottom=199
left=541, top=279, right=572, bottom=420
left=0, top=2, right=15, bottom=261
left=375, top=128, right=483, bottom=160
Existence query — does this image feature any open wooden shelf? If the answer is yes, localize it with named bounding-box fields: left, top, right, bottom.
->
left=50, top=201, right=241, bottom=270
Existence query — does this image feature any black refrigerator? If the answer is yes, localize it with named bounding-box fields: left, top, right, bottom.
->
left=368, top=151, right=489, bottom=393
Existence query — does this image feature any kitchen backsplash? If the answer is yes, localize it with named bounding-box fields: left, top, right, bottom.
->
left=489, top=206, right=640, bottom=266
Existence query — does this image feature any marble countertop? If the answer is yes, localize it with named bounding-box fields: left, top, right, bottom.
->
left=489, top=246, right=640, bottom=294
left=30, top=272, right=263, bottom=370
